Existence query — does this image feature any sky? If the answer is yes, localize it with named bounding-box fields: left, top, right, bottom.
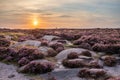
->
left=0, top=0, right=120, bottom=29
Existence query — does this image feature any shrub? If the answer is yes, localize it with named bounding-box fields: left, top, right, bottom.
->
left=47, top=49, right=58, bottom=57
left=18, top=60, right=55, bottom=74
left=103, top=56, right=117, bottom=67
left=92, top=43, right=120, bottom=54
left=49, top=42, right=64, bottom=50
left=41, top=40, right=48, bottom=46
left=0, top=38, right=10, bottom=47
left=78, top=68, right=107, bottom=78
left=73, top=35, right=101, bottom=46
left=62, top=59, right=87, bottom=68
left=0, top=47, right=8, bottom=60
left=56, top=47, right=64, bottom=53
left=80, top=51, right=92, bottom=57
left=67, top=52, right=79, bottom=59
left=18, top=47, right=44, bottom=60
left=18, top=35, right=35, bottom=42
left=3, top=56, right=13, bottom=62
left=78, top=43, right=92, bottom=50
left=88, top=60, right=103, bottom=68
left=107, top=77, right=120, bottom=80
left=18, top=57, right=30, bottom=67
left=0, top=47, right=17, bottom=61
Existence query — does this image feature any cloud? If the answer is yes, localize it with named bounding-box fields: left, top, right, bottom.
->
left=58, top=15, right=72, bottom=18
left=0, top=0, right=120, bottom=29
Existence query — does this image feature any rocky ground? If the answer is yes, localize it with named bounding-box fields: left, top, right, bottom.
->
left=0, top=29, right=120, bottom=80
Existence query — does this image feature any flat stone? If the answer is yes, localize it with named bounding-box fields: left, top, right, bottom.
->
left=55, top=48, right=97, bottom=61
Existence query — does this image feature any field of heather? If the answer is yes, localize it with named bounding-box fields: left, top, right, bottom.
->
left=0, top=28, right=120, bottom=80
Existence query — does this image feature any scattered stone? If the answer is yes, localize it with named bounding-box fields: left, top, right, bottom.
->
left=8, top=74, right=15, bottom=78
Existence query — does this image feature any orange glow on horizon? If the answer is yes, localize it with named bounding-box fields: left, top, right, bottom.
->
left=28, top=14, right=48, bottom=29
left=31, top=15, right=40, bottom=28
left=33, top=18, right=39, bottom=26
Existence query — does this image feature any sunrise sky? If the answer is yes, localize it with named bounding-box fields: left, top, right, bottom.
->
left=0, top=0, right=120, bottom=29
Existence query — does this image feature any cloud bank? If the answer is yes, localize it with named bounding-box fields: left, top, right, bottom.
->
left=0, top=0, right=120, bottom=29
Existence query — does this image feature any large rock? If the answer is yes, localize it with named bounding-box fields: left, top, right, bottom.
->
left=104, top=65, right=120, bottom=77
left=18, top=60, right=55, bottom=74
left=42, top=35, right=60, bottom=41
left=0, top=62, right=30, bottom=80
left=40, top=69, right=81, bottom=80
left=56, top=48, right=97, bottom=61
left=49, top=40, right=72, bottom=45
left=10, top=40, right=41, bottom=48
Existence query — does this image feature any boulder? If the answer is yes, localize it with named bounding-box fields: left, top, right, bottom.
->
left=10, top=40, right=41, bottom=48
left=56, top=48, right=97, bottom=61
left=42, top=35, right=60, bottom=41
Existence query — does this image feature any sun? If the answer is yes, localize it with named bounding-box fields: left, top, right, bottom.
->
left=33, top=19, right=39, bottom=26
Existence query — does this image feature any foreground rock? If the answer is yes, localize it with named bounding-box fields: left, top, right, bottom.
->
left=0, top=62, right=29, bottom=80
left=18, top=60, right=55, bottom=74
left=40, top=69, right=81, bottom=80
left=56, top=48, right=97, bottom=61
left=42, top=35, right=61, bottom=41
left=10, top=40, right=41, bottom=49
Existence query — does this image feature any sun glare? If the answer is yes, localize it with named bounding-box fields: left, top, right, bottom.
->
left=33, top=19, right=38, bottom=26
